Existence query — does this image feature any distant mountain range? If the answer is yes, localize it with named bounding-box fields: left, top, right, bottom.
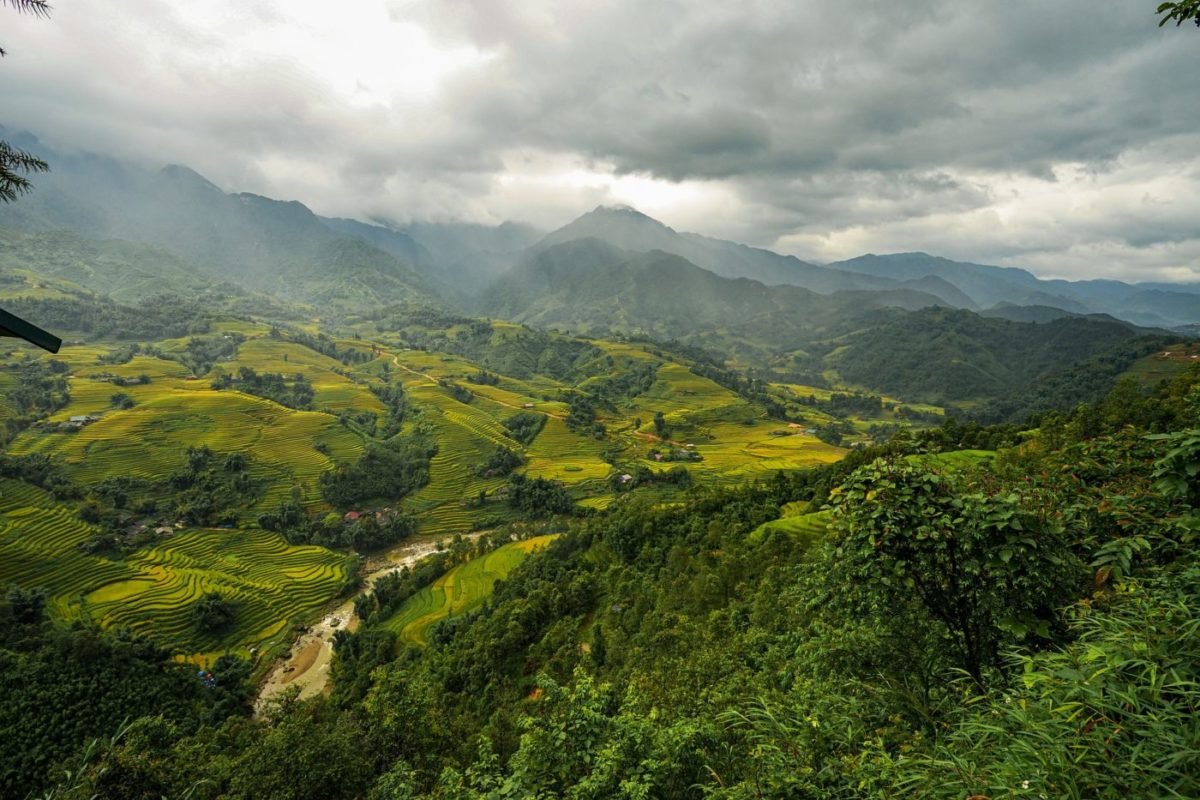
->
left=0, top=135, right=1189, bottom=411
left=529, top=205, right=1200, bottom=329
left=0, top=135, right=530, bottom=310
left=3, top=134, right=1197, bottom=329
left=478, top=237, right=942, bottom=358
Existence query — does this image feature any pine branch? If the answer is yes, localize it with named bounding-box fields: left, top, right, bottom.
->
left=1, top=1, right=51, bottom=18
left=1, top=0, right=51, bottom=58
left=0, top=141, right=50, bottom=203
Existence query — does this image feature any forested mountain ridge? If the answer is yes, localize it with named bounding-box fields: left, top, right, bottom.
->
left=480, top=240, right=1174, bottom=411
left=0, top=138, right=441, bottom=309
left=822, top=306, right=1171, bottom=406
left=532, top=206, right=1200, bottom=329
left=535, top=205, right=987, bottom=304
left=828, top=251, right=1200, bottom=328
left=7, top=134, right=1199, bottom=334
left=479, top=237, right=945, bottom=338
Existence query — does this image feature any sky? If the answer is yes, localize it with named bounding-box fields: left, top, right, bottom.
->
left=2, top=0, right=1199, bottom=281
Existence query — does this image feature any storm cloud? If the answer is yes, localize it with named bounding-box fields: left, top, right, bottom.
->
left=1, top=0, right=1198, bottom=280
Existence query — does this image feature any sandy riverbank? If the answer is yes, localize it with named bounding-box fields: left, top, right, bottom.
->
left=255, top=533, right=481, bottom=713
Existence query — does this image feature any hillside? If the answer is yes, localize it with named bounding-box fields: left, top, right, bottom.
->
left=480, top=240, right=1170, bottom=409
left=531, top=209, right=1200, bottom=330
left=1, top=301, right=905, bottom=666
left=536, top=205, right=912, bottom=294
left=0, top=227, right=212, bottom=303
left=0, top=138, right=441, bottom=309
left=13, top=364, right=1198, bottom=799
left=829, top=251, right=1200, bottom=328
left=821, top=306, right=1171, bottom=405
left=480, top=238, right=943, bottom=356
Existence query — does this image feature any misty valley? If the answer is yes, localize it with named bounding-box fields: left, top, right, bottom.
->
left=2, top=2, right=1200, bottom=799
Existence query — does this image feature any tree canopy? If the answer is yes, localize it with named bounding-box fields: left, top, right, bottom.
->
left=0, top=0, right=50, bottom=201
left=1157, top=1, right=1200, bottom=26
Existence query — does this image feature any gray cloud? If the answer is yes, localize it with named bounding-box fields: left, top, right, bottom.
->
left=1, top=0, right=1198, bottom=281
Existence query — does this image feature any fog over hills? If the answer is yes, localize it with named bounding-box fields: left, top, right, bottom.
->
left=529, top=204, right=1200, bottom=329
left=3, top=136, right=1200, bottom=331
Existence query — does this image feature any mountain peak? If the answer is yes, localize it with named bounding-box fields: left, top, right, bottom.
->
left=593, top=203, right=641, bottom=214
left=159, top=164, right=223, bottom=193
left=536, top=204, right=678, bottom=255
left=579, top=204, right=666, bottom=227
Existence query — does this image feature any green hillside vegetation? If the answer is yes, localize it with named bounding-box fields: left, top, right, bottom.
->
left=378, top=535, right=559, bottom=645
left=0, top=227, right=213, bottom=302
left=0, top=479, right=352, bottom=660
left=1122, top=340, right=1200, bottom=384
left=24, top=362, right=1200, bottom=800
left=1, top=221, right=1196, bottom=799
left=0, top=303, right=913, bottom=693
left=823, top=306, right=1171, bottom=407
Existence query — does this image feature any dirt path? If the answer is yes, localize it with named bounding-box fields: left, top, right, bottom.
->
left=386, top=350, right=568, bottom=420
left=388, top=352, right=440, bottom=385
left=255, top=532, right=482, bottom=713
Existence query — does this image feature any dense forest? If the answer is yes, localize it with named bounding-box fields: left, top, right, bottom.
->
left=8, top=364, right=1197, bottom=800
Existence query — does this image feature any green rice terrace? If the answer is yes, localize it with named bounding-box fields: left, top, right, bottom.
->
left=0, top=478, right=352, bottom=661
left=379, top=535, right=559, bottom=646
left=0, top=313, right=945, bottom=665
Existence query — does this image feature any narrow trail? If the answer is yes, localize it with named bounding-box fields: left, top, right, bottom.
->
left=254, top=532, right=481, bottom=713
left=386, top=350, right=568, bottom=421
left=387, top=352, right=439, bottom=385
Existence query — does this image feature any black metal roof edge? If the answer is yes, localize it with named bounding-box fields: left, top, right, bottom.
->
left=0, top=307, right=62, bottom=353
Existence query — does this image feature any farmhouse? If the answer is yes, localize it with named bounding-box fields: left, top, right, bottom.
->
left=63, top=414, right=100, bottom=431
left=343, top=511, right=362, bottom=523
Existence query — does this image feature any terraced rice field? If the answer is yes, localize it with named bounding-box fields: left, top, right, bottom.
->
left=466, top=382, right=547, bottom=411
left=43, top=355, right=192, bottom=419
left=232, top=338, right=384, bottom=413
left=379, top=535, right=558, bottom=645
left=0, top=479, right=139, bottom=618
left=524, top=417, right=611, bottom=485
left=0, top=479, right=350, bottom=659
left=749, top=509, right=834, bottom=545
left=403, top=385, right=512, bottom=535
left=9, top=390, right=363, bottom=509
left=97, top=529, right=350, bottom=658
left=631, top=363, right=740, bottom=418
left=924, top=450, right=995, bottom=468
